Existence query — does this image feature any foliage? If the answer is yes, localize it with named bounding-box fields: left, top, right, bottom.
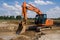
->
left=16, top=15, right=22, bottom=20
left=0, top=15, right=35, bottom=20
left=0, top=15, right=22, bottom=20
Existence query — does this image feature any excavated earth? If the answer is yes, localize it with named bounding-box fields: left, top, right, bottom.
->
left=0, top=21, right=60, bottom=40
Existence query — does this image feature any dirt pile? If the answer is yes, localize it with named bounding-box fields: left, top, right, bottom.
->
left=0, top=38, right=3, bottom=40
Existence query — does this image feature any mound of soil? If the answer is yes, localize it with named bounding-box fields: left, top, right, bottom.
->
left=0, top=38, right=3, bottom=40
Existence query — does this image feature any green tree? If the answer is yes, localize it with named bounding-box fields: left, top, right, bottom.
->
left=0, top=16, right=4, bottom=19
left=9, top=16, right=15, bottom=19
left=16, top=15, right=22, bottom=20
left=3, top=16, right=9, bottom=20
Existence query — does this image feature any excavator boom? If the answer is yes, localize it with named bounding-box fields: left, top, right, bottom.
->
left=22, top=2, right=42, bottom=23
left=22, top=2, right=27, bottom=23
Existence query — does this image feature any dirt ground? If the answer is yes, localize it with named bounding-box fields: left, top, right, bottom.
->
left=0, top=21, right=60, bottom=40
left=0, top=26, right=60, bottom=40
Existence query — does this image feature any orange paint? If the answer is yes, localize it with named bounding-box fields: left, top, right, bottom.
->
left=45, top=19, right=53, bottom=26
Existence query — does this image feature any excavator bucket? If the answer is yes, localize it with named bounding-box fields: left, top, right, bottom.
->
left=16, top=23, right=23, bottom=34
left=16, top=21, right=26, bottom=34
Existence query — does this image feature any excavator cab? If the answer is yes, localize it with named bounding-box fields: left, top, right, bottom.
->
left=35, top=14, right=47, bottom=25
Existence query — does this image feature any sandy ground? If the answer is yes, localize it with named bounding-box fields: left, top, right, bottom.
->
left=0, top=21, right=60, bottom=40
left=0, top=26, right=60, bottom=40
left=38, top=27, right=60, bottom=40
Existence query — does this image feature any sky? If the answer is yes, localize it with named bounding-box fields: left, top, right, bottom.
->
left=0, top=0, right=60, bottom=18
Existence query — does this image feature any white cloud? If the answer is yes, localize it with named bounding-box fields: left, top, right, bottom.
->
left=28, top=2, right=36, bottom=6
left=3, top=2, right=21, bottom=10
left=29, top=0, right=54, bottom=5
left=15, top=4, right=22, bottom=10
left=46, top=6, right=60, bottom=18
left=27, top=11, right=37, bottom=18
left=3, top=3, right=15, bottom=10
left=2, top=2, right=22, bottom=16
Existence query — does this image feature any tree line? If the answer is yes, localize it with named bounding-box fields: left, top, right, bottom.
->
left=0, top=15, right=22, bottom=20
left=0, top=15, right=60, bottom=20
left=53, top=17, right=60, bottom=20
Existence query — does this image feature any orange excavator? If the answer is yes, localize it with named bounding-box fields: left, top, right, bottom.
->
left=16, top=1, right=53, bottom=34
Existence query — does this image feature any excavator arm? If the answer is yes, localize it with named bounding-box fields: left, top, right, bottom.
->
left=22, top=2, right=42, bottom=23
